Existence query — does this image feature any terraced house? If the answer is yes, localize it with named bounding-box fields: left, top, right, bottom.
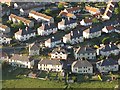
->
left=37, top=22, right=57, bottom=36
left=29, top=10, right=54, bottom=23
left=9, top=14, right=34, bottom=28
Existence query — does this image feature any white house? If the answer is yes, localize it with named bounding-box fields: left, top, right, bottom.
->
left=15, top=27, right=36, bottom=41
left=80, top=18, right=92, bottom=26
left=29, top=10, right=54, bottom=23
left=37, top=23, right=57, bottom=36
left=102, top=1, right=115, bottom=20
left=9, top=14, right=34, bottom=28
left=85, top=6, right=100, bottom=15
left=99, top=43, right=120, bottom=56
left=63, top=27, right=83, bottom=44
left=96, top=58, right=119, bottom=73
left=50, top=48, right=68, bottom=60
left=63, top=6, right=81, bottom=14
left=45, top=36, right=62, bottom=48
left=29, top=43, right=40, bottom=56
left=0, top=33, right=11, bottom=45
left=83, top=26, right=102, bottom=39
left=8, top=54, right=35, bottom=68
left=58, top=18, right=77, bottom=30
left=71, top=59, right=93, bottom=74
left=74, top=46, right=96, bottom=60
left=102, top=26, right=115, bottom=33
left=0, top=24, right=10, bottom=33
left=38, top=59, right=63, bottom=72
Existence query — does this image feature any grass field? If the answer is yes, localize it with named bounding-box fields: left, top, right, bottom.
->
left=2, top=65, right=119, bottom=88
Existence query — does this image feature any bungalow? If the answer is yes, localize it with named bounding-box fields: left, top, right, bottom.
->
left=63, top=6, right=81, bottom=14
left=29, top=43, right=40, bottom=56
left=71, top=59, right=93, bottom=74
left=102, top=26, right=115, bottom=33
left=83, top=26, right=102, bottom=39
left=38, top=59, right=63, bottom=72
left=0, top=24, right=10, bottom=33
left=102, top=0, right=116, bottom=20
left=80, top=18, right=92, bottom=26
left=99, top=43, right=120, bottom=56
left=45, top=36, right=62, bottom=48
left=50, top=48, right=68, bottom=60
left=15, top=27, right=36, bottom=41
left=58, top=18, right=77, bottom=30
left=0, top=52, right=8, bottom=61
left=9, top=14, right=34, bottom=28
left=29, top=10, right=54, bottom=23
left=59, top=11, right=76, bottom=19
left=8, top=54, right=35, bottom=68
left=0, top=33, right=11, bottom=45
left=63, top=27, right=83, bottom=44
left=96, top=58, right=119, bottom=73
left=85, top=6, right=100, bottom=15
left=74, top=46, right=96, bottom=60
left=37, top=22, right=57, bottom=36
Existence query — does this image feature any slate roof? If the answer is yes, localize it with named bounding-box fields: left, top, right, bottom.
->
left=72, top=59, right=92, bottom=67
left=46, top=35, right=62, bottom=43
left=39, top=59, right=62, bottom=65
left=15, top=27, right=36, bottom=36
left=0, top=52, right=8, bottom=58
left=101, top=44, right=119, bottom=52
left=39, top=23, right=57, bottom=30
left=58, top=18, right=76, bottom=25
left=30, top=43, right=39, bottom=50
left=84, top=26, right=102, bottom=33
left=97, top=58, right=118, bottom=66
left=0, top=33, right=11, bottom=38
left=76, top=46, right=96, bottom=54
left=10, top=54, right=33, bottom=62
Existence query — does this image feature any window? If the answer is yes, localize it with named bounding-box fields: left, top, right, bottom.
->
left=75, top=69, right=77, bottom=71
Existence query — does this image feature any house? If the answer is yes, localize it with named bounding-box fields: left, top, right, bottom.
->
left=83, top=26, right=102, bottom=39
left=63, top=6, right=81, bottom=14
left=99, top=43, right=120, bottom=56
left=96, top=58, right=119, bottom=73
left=15, top=27, right=36, bottom=41
left=63, top=27, right=83, bottom=44
left=45, top=36, right=62, bottom=48
left=102, top=0, right=116, bottom=20
left=0, top=52, right=8, bottom=61
left=38, top=59, right=63, bottom=72
left=59, top=11, right=76, bottom=19
left=50, top=47, right=69, bottom=60
left=80, top=18, right=92, bottom=26
left=8, top=54, right=35, bottom=68
left=0, top=33, right=11, bottom=45
left=85, top=6, right=100, bottom=15
left=13, top=2, right=45, bottom=16
left=58, top=18, right=77, bottom=30
left=0, top=24, right=10, bottom=33
left=29, top=43, right=40, bottom=56
left=29, top=10, right=54, bottom=23
left=71, top=59, right=93, bottom=74
left=115, top=26, right=120, bottom=33
left=74, top=46, right=96, bottom=60
left=102, top=26, right=115, bottom=33
left=9, top=14, right=34, bottom=28
left=37, top=22, right=57, bottom=36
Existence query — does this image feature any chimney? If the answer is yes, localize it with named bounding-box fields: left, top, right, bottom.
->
left=25, top=27, right=28, bottom=31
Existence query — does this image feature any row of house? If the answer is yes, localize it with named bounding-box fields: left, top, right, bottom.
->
left=1, top=53, right=119, bottom=74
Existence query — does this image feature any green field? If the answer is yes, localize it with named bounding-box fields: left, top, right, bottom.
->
left=2, top=65, right=119, bottom=88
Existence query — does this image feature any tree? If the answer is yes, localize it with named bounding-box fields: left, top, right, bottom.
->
left=102, top=37, right=110, bottom=44
left=45, top=9, right=52, bottom=15
left=58, top=3, right=64, bottom=10
left=19, top=21, right=25, bottom=29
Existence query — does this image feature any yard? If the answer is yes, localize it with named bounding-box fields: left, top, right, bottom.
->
left=2, top=65, right=119, bottom=89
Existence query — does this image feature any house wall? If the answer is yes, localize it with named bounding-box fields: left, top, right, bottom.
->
left=38, top=64, right=63, bottom=72
left=0, top=37, right=11, bottom=44
left=72, top=66, right=93, bottom=74
left=51, top=53, right=67, bottom=59
left=29, top=50, right=39, bottom=56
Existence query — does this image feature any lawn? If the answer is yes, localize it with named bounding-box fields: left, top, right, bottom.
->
left=2, top=65, right=119, bottom=88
